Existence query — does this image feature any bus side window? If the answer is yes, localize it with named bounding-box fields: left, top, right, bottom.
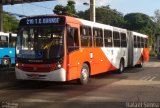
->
left=67, top=27, right=79, bottom=53
left=134, top=35, right=137, bottom=48
left=141, top=37, right=144, bottom=48
left=120, top=33, right=127, bottom=48
left=80, top=26, right=92, bottom=47
left=9, top=33, right=16, bottom=47
left=113, top=31, right=120, bottom=47
left=137, top=36, right=141, bottom=48
left=144, top=38, right=148, bottom=48
left=93, top=28, right=103, bottom=47
left=104, top=30, right=112, bottom=47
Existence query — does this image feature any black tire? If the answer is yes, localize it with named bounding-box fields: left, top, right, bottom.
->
left=138, top=57, right=143, bottom=68
left=77, top=63, right=89, bottom=85
left=2, top=57, right=11, bottom=67
left=117, top=59, right=124, bottom=74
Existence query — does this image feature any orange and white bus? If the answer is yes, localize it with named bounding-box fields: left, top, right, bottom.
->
left=15, top=15, right=149, bottom=84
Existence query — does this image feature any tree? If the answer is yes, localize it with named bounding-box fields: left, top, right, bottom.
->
left=53, top=0, right=77, bottom=17
left=124, top=13, right=155, bottom=48
left=152, top=9, right=160, bottom=35
left=77, top=5, right=125, bottom=28
left=124, top=13, right=154, bottom=35
left=53, top=5, right=66, bottom=15
left=65, top=1, right=76, bottom=17
left=3, top=12, right=19, bottom=33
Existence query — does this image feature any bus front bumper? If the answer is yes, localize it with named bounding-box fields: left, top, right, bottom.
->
left=15, top=67, right=66, bottom=82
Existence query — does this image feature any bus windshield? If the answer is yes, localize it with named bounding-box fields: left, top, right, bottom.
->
left=0, top=35, right=8, bottom=48
left=17, top=26, right=64, bottom=60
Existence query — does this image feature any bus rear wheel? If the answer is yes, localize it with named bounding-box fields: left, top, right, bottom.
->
left=77, top=63, right=89, bottom=85
left=138, top=57, right=143, bottom=68
left=117, top=59, right=124, bottom=74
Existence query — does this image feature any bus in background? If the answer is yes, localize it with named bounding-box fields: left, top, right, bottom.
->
left=0, top=32, right=17, bottom=67
left=15, top=15, right=149, bottom=84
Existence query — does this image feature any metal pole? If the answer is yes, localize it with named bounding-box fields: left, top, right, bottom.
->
left=90, top=0, right=95, bottom=22
left=0, top=3, right=3, bottom=32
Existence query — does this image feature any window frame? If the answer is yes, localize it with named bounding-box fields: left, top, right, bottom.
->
left=113, top=31, right=120, bottom=47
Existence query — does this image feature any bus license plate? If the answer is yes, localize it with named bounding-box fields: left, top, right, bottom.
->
left=31, top=74, right=39, bottom=79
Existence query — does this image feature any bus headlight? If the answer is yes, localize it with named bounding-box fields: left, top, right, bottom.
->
left=57, top=63, right=62, bottom=68
left=16, top=49, right=20, bottom=54
left=55, top=58, right=63, bottom=70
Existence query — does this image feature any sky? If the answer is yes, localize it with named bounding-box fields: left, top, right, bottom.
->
left=3, top=0, right=160, bottom=18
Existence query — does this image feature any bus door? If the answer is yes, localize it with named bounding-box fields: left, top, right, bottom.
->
left=66, top=25, right=80, bottom=80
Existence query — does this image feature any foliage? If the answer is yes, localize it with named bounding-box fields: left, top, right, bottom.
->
left=53, top=5, right=66, bottom=15
left=3, top=12, right=19, bottom=33
left=97, top=6, right=125, bottom=27
left=53, top=0, right=77, bottom=17
left=124, top=13, right=155, bottom=47
left=65, top=1, right=76, bottom=16
left=53, top=1, right=160, bottom=49
left=124, top=13, right=154, bottom=35
left=150, top=50, right=158, bottom=57
left=153, top=9, right=160, bottom=35
left=77, top=5, right=125, bottom=28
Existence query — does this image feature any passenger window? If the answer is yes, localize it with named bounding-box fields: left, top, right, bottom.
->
left=104, top=30, right=112, bottom=47
left=121, top=33, right=127, bottom=47
left=113, top=31, right=120, bottom=47
left=80, top=26, right=92, bottom=47
left=137, top=36, right=141, bottom=48
left=67, top=27, right=79, bottom=53
left=93, top=28, right=103, bottom=47
left=144, top=38, right=148, bottom=48
left=134, top=35, right=137, bottom=48
left=141, top=37, right=144, bottom=48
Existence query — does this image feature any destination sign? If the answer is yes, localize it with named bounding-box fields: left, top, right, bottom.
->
left=20, top=16, right=66, bottom=26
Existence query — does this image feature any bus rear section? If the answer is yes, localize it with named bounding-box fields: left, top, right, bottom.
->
left=0, top=32, right=16, bottom=67
left=127, top=31, right=149, bottom=67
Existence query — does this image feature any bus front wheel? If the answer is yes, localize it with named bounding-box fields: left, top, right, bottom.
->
left=77, top=63, right=89, bottom=85
left=2, top=57, right=11, bottom=67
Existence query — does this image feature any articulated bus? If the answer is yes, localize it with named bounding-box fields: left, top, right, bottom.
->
left=0, top=32, right=17, bottom=67
left=15, top=15, right=149, bottom=84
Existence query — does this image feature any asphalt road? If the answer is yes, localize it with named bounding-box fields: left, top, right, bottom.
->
left=0, top=58, right=160, bottom=108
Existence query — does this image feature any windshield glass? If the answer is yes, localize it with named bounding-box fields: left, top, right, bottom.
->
left=0, top=35, right=8, bottom=48
left=17, top=26, right=64, bottom=60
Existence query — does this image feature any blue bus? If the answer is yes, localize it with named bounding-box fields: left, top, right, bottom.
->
left=0, top=32, right=17, bottom=67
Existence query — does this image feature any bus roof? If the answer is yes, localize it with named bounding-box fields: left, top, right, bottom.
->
left=19, top=15, right=147, bottom=37
left=132, top=31, right=148, bottom=38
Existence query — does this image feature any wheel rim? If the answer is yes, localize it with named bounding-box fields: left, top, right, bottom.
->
left=2, top=58, right=10, bottom=65
left=81, top=68, right=88, bottom=81
left=120, top=62, right=124, bottom=72
left=141, top=59, right=143, bottom=66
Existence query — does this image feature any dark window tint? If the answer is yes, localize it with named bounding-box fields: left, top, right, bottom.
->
left=141, top=37, right=144, bottom=48
left=0, top=36, right=8, bottom=48
left=93, top=28, right=103, bottom=47
left=113, top=31, right=120, bottom=47
left=137, top=36, right=140, bottom=48
left=104, top=30, right=112, bottom=47
left=80, top=26, right=92, bottom=47
left=134, top=35, right=137, bottom=48
left=121, top=33, right=127, bottom=47
left=144, top=38, right=148, bottom=48
left=67, top=27, right=79, bottom=53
